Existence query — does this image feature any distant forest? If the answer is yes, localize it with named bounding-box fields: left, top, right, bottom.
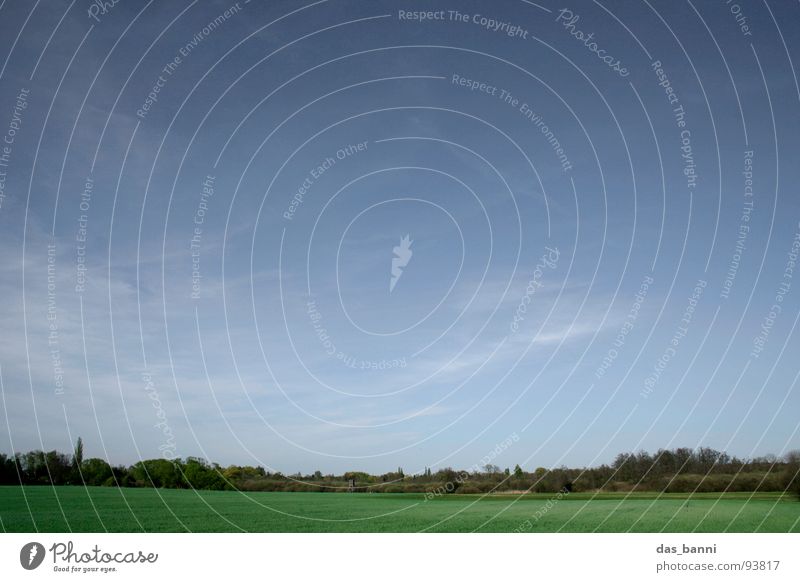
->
left=2, top=438, right=799, bottom=496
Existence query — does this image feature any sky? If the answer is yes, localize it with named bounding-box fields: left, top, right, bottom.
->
left=0, top=0, right=799, bottom=475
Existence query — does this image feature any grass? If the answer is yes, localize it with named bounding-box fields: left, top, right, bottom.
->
left=1, top=486, right=798, bottom=532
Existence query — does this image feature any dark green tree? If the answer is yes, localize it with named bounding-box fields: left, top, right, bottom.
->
left=72, top=437, right=84, bottom=482
left=73, top=437, right=84, bottom=467
left=130, top=459, right=182, bottom=488
left=783, top=451, right=800, bottom=500
left=81, top=458, right=113, bottom=486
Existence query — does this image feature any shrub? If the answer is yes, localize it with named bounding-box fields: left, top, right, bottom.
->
left=665, top=475, right=698, bottom=493
left=382, top=485, right=405, bottom=493
left=458, top=486, right=481, bottom=494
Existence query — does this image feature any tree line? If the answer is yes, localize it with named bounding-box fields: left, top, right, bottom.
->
left=1, top=439, right=798, bottom=497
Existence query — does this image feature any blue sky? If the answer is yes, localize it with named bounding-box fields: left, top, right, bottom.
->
left=0, top=0, right=799, bottom=474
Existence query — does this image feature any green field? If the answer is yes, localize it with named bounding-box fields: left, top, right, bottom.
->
left=1, top=486, right=798, bottom=532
